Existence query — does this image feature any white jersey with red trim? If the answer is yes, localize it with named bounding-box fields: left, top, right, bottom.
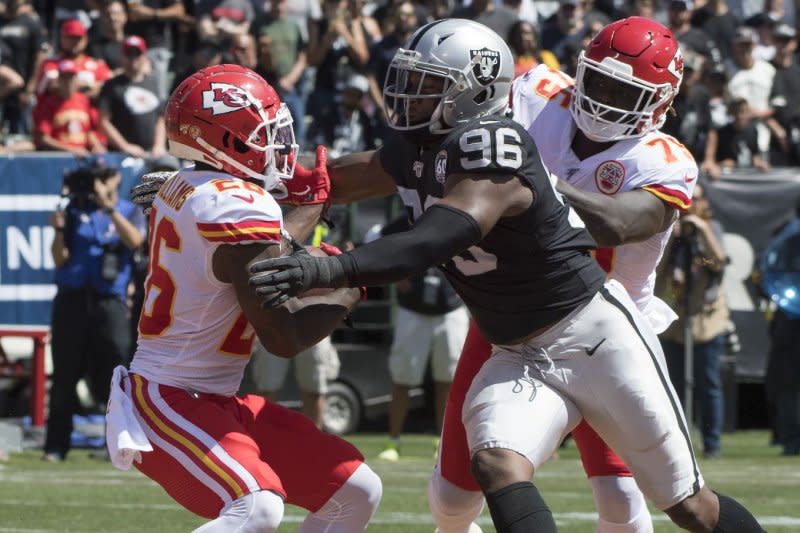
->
left=511, top=64, right=698, bottom=333
left=130, top=169, right=283, bottom=396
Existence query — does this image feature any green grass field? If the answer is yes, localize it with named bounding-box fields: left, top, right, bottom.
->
left=0, top=430, right=797, bottom=532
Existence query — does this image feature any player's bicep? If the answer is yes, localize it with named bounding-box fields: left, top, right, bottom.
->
left=440, top=171, right=532, bottom=237
left=617, top=189, right=676, bottom=241
left=328, top=149, right=397, bottom=204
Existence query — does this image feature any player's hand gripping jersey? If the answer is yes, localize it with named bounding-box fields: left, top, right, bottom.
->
left=379, top=114, right=605, bottom=344
left=511, top=65, right=698, bottom=332
left=130, top=170, right=283, bottom=396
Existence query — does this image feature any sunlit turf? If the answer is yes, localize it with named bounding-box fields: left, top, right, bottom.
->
left=0, top=430, right=796, bottom=532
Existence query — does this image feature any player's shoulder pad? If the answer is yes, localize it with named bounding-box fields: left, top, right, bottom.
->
left=443, top=114, right=533, bottom=175
left=191, top=176, right=283, bottom=244
left=629, top=133, right=698, bottom=211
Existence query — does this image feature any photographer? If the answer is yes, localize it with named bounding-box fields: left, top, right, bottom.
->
left=656, top=183, right=729, bottom=458
left=43, top=164, right=145, bottom=463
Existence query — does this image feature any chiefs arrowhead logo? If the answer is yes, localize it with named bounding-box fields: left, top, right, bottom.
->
left=202, top=83, right=257, bottom=115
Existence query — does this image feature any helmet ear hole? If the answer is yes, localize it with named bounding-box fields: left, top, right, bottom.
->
left=232, top=137, right=249, bottom=154
left=473, top=89, right=488, bottom=105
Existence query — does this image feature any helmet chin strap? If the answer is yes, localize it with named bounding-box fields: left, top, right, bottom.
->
left=195, top=137, right=280, bottom=190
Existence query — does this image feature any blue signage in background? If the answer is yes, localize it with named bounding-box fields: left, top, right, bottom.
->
left=0, top=153, right=144, bottom=326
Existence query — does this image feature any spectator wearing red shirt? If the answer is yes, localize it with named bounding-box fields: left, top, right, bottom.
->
left=33, top=59, right=106, bottom=157
left=35, top=19, right=112, bottom=99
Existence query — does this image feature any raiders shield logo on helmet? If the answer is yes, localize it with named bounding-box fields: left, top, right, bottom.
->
left=470, top=48, right=501, bottom=86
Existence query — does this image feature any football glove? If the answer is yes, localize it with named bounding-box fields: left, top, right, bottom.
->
left=249, top=246, right=347, bottom=307
left=272, top=145, right=331, bottom=206
left=130, top=171, right=176, bottom=215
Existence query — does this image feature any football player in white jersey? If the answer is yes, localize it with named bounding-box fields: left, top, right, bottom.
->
left=429, top=16, right=699, bottom=533
left=246, top=18, right=763, bottom=533
left=105, top=65, right=381, bottom=533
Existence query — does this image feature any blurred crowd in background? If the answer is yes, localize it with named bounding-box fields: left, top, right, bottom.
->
left=0, top=0, right=798, bottom=176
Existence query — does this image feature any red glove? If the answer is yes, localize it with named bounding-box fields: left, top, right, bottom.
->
left=277, top=145, right=331, bottom=206
left=318, top=241, right=343, bottom=256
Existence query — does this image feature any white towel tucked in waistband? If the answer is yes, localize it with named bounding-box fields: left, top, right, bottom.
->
left=106, top=365, right=152, bottom=470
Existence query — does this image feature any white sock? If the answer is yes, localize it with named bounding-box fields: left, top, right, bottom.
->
left=192, top=490, right=284, bottom=533
left=297, top=462, right=382, bottom=532
left=590, top=475, right=653, bottom=533
left=428, top=467, right=485, bottom=533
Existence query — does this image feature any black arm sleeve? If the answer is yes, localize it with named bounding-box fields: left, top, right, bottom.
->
left=336, top=204, right=482, bottom=287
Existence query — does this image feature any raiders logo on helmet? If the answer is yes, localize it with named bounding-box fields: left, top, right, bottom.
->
left=202, top=83, right=256, bottom=115
left=470, top=48, right=501, bottom=86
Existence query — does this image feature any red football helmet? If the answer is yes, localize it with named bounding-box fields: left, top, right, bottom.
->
left=571, top=17, right=683, bottom=142
left=165, top=64, right=298, bottom=189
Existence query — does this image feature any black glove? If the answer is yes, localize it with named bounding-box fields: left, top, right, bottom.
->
left=249, top=246, right=347, bottom=307
left=131, top=171, right=176, bottom=215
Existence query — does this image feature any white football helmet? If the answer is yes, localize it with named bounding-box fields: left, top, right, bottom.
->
left=383, top=19, right=514, bottom=139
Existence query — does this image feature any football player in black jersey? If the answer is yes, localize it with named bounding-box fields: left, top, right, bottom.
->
left=247, top=18, right=762, bottom=533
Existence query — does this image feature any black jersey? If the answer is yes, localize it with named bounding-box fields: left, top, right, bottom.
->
left=379, top=116, right=605, bottom=344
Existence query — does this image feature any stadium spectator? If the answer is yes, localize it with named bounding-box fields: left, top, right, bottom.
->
left=662, top=51, right=712, bottom=160
left=365, top=0, right=420, bottom=128
left=371, top=0, right=430, bottom=34
left=168, top=39, right=222, bottom=95
left=225, top=32, right=257, bottom=69
left=97, top=36, right=165, bottom=160
left=126, top=0, right=186, bottom=101
left=253, top=33, right=279, bottom=88
left=88, top=0, right=129, bottom=74
left=250, top=337, right=341, bottom=430
left=702, top=97, right=769, bottom=178
left=43, top=163, right=145, bottom=462
left=691, top=0, right=741, bottom=60
left=768, top=23, right=800, bottom=165
left=32, top=59, right=105, bottom=156
left=280, top=0, right=321, bottom=43
left=35, top=19, right=111, bottom=99
left=557, top=15, right=606, bottom=77
left=252, top=0, right=308, bottom=148
left=704, top=63, right=731, bottom=131
left=307, top=73, right=378, bottom=157
left=371, top=216, right=469, bottom=463
left=0, top=49, right=25, bottom=105
left=51, top=0, right=93, bottom=44
left=657, top=183, right=730, bottom=459
left=744, top=12, right=780, bottom=62
left=726, top=26, right=777, bottom=161
left=0, top=0, right=49, bottom=135
left=539, top=0, right=590, bottom=63
left=507, top=19, right=559, bottom=78
left=195, top=0, right=255, bottom=43
left=626, top=0, right=663, bottom=21
left=306, top=0, right=380, bottom=121
left=449, top=0, right=519, bottom=41
left=667, top=0, right=722, bottom=66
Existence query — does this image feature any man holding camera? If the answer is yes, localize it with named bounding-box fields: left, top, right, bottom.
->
left=43, top=164, right=145, bottom=462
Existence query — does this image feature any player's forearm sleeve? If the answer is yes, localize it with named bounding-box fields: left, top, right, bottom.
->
left=335, top=204, right=482, bottom=287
